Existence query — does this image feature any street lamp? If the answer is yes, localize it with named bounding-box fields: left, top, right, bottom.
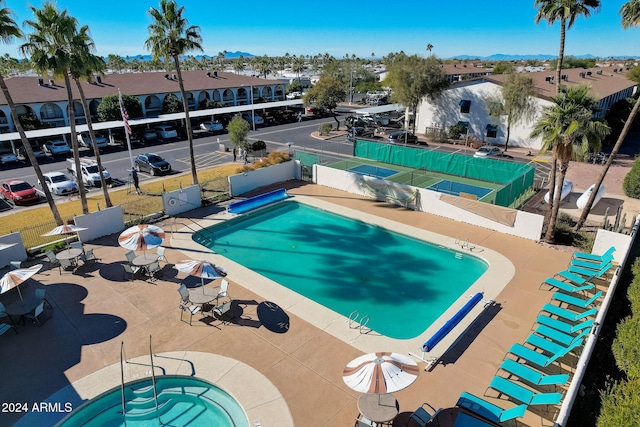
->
left=349, top=70, right=355, bottom=105
left=286, top=141, right=294, bottom=157
left=241, top=84, right=256, bottom=132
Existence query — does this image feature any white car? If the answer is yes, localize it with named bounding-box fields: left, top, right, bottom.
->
left=77, top=132, right=108, bottom=149
left=39, top=171, right=78, bottom=196
left=43, top=140, right=71, bottom=156
left=199, top=121, right=224, bottom=132
left=474, top=145, right=503, bottom=158
left=0, top=152, right=19, bottom=164
left=155, top=125, right=178, bottom=140
left=286, top=91, right=302, bottom=100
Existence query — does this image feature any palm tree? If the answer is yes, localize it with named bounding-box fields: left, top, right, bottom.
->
left=575, top=0, right=640, bottom=231
left=145, top=0, right=202, bottom=185
left=534, top=0, right=601, bottom=96
left=0, top=1, right=63, bottom=224
left=530, top=84, right=610, bottom=242
left=69, top=26, right=112, bottom=208
left=21, top=2, right=90, bottom=214
left=426, top=44, right=434, bottom=56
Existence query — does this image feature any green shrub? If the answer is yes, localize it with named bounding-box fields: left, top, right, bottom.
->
left=612, top=316, right=640, bottom=379
left=597, top=378, right=640, bottom=427
left=319, top=123, right=333, bottom=135
left=448, top=124, right=467, bottom=139
left=623, top=157, right=640, bottom=198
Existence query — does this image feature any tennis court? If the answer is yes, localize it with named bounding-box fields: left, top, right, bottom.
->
left=347, top=164, right=400, bottom=179
left=427, top=180, right=494, bottom=199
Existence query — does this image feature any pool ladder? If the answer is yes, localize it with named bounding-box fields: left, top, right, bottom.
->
left=348, top=311, right=370, bottom=334
left=455, top=236, right=470, bottom=250
left=119, top=336, right=160, bottom=426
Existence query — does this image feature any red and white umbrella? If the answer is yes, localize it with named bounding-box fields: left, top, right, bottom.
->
left=0, top=264, right=43, bottom=302
left=174, top=260, right=227, bottom=290
left=118, top=224, right=165, bottom=251
left=343, top=352, right=419, bottom=394
left=42, top=224, right=88, bottom=236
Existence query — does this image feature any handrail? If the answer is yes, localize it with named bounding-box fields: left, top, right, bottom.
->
left=119, top=341, right=127, bottom=427
left=149, top=335, right=160, bottom=425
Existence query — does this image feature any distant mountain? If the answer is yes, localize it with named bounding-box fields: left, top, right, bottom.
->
left=450, top=53, right=638, bottom=61
left=111, top=51, right=254, bottom=62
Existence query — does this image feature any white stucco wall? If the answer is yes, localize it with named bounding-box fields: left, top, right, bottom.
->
left=416, top=80, right=550, bottom=150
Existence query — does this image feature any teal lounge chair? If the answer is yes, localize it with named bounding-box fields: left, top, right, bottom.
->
left=499, top=359, right=569, bottom=386
left=487, top=376, right=563, bottom=406
left=534, top=324, right=590, bottom=346
left=541, top=304, right=598, bottom=322
left=541, top=277, right=594, bottom=293
left=456, top=392, right=527, bottom=423
left=572, top=246, right=615, bottom=263
left=535, top=315, right=593, bottom=334
left=570, top=255, right=613, bottom=270
left=555, top=270, right=592, bottom=286
left=552, top=291, right=603, bottom=309
left=567, top=262, right=613, bottom=279
left=525, top=333, right=584, bottom=357
left=508, top=343, right=563, bottom=368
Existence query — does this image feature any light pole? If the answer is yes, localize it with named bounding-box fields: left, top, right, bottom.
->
left=349, top=70, right=355, bottom=105
left=286, top=141, right=294, bottom=157
left=241, top=84, right=256, bottom=132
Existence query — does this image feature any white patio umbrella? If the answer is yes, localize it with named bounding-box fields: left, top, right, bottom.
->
left=0, top=264, right=43, bottom=302
left=0, top=243, right=16, bottom=250
left=118, top=224, right=165, bottom=251
left=41, top=224, right=88, bottom=237
left=174, top=260, right=227, bottom=291
left=343, top=352, right=419, bottom=394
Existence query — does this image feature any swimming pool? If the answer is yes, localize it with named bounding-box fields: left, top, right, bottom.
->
left=56, top=376, right=249, bottom=427
left=195, top=201, right=488, bottom=339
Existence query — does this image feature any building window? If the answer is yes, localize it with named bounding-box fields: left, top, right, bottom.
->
left=486, top=124, right=498, bottom=139
left=459, top=100, right=471, bottom=114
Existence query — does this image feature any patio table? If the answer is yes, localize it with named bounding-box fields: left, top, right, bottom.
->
left=358, top=393, right=399, bottom=424
left=57, top=248, right=83, bottom=266
left=188, top=287, right=218, bottom=305
left=5, top=296, right=41, bottom=325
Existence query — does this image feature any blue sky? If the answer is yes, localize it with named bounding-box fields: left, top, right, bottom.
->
left=1, top=0, right=638, bottom=59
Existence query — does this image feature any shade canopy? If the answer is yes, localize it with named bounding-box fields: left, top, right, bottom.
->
left=174, top=260, right=227, bottom=279
left=118, top=224, right=165, bottom=251
left=0, top=264, right=43, bottom=302
left=343, top=352, right=419, bottom=394
left=42, top=224, right=88, bottom=236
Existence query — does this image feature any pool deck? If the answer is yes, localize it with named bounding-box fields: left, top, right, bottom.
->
left=0, top=182, right=605, bottom=427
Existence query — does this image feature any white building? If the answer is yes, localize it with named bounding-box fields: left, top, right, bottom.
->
left=415, top=67, right=637, bottom=150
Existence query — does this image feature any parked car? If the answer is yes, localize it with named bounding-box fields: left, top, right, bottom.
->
left=18, top=145, right=46, bottom=161
left=200, top=121, right=224, bottom=132
left=135, top=153, right=172, bottom=176
left=347, top=127, right=374, bottom=141
left=42, top=140, right=71, bottom=156
left=77, top=132, right=108, bottom=149
left=474, top=145, right=503, bottom=158
left=242, top=113, right=264, bottom=125
left=142, top=128, right=158, bottom=142
left=286, top=91, right=302, bottom=100
left=388, top=131, right=420, bottom=145
left=155, top=125, right=178, bottom=140
left=39, top=171, right=78, bottom=196
left=0, top=179, right=39, bottom=205
left=0, top=152, right=19, bottom=164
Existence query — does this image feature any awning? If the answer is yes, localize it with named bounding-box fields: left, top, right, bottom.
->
left=486, top=124, right=498, bottom=131
left=457, top=121, right=470, bottom=128
left=459, top=100, right=471, bottom=107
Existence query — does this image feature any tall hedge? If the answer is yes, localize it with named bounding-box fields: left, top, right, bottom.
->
left=623, top=157, right=640, bottom=198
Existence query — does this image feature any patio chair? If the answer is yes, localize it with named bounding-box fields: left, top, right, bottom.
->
left=533, top=324, right=590, bottom=347
left=178, top=285, right=201, bottom=325
left=567, top=262, right=613, bottom=279
left=572, top=246, right=615, bottom=263
left=0, top=302, right=14, bottom=325
left=541, top=304, right=598, bottom=322
left=59, top=257, right=76, bottom=273
left=498, top=359, right=569, bottom=386
left=70, top=241, right=84, bottom=252
left=409, top=402, right=439, bottom=427
left=216, top=279, right=231, bottom=303
left=156, top=246, right=168, bottom=264
left=552, top=291, right=603, bottom=309
left=0, top=322, right=17, bottom=336
left=555, top=269, right=591, bottom=286
left=24, top=301, right=45, bottom=326
left=122, top=263, right=141, bottom=281
left=146, top=261, right=162, bottom=281
left=487, top=376, right=563, bottom=406
left=35, top=288, right=52, bottom=309
left=525, top=334, right=584, bottom=357
left=540, top=277, right=594, bottom=294
left=125, top=251, right=136, bottom=264
left=45, top=250, right=60, bottom=271
left=535, top=314, right=594, bottom=334
left=456, top=392, right=527, bottom=423
left=79, top=249, right=98, bottom=264
left=570, top=255, right=613, bottom=270
left=354, top=414, right=376, bottom=427
left=507, top=343, right=568, bottom=368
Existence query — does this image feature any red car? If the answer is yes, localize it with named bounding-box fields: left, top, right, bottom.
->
left=1, top=180, right=39, bottom=205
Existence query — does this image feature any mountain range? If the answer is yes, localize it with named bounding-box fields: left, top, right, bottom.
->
left=451, top=53, right=639, bottom=61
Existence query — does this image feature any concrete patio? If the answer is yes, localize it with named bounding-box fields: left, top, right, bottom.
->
left=0, top=182, right=611, bottom=427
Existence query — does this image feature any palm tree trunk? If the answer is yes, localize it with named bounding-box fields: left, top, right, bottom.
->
left=74, top=76, right=112, bottom=208
left=543, top=151, right=559, bottom=242
left=574, top=96, right=640, bottom=231
left=63, top=71, right=89, bottom=214
left=173, top=55, right=198, bottom=185
left=0, top=73, right=63, bottom=225
left=544, top=156, right=568, bottom=243
left=556, top=18, right=566, bottom=95
left=505, top=116, right=511, bottom=152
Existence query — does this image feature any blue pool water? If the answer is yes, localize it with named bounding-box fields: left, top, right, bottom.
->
left=427, top=179, right=493, bottom=199
left=56, top=376, right=248, bottom=427
left=195, top=201, right=488, bottom=339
